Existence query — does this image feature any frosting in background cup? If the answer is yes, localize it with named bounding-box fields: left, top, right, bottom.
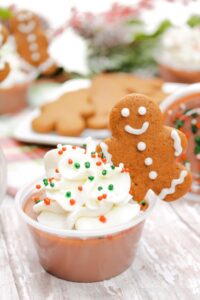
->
left=33, top=138, right=141, bottom=231
left=156, top=26, right=200, bottom=72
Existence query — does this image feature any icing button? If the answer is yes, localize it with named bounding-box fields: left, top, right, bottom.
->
left=144, top=157, right=153, bottom=166
left=149, top=171, right=157, bottom=180
left=137, top=142, right=146, bottom=151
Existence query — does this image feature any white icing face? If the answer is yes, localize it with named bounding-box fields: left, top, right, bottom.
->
left=18, top=21, right=36, bottom=34
left=137, top=142, right=146, bottom=151
left=17, top=12, right=33, bottom=22
left=121, top=108, right=130, bottom=117
left=121, top=106, right=149, bottom=136
left=144, top=157, right=153, bottom=166
left=138, top=106, right=147, bottom=116
left=149, top=171, right=157, bottom=180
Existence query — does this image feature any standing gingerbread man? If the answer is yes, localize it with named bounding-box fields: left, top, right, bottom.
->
left=99, top=93, right=192, bottom=201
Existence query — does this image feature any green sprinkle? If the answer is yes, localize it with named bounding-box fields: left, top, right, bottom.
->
left=140, top=200, right=146, bottom=206
left=192, top=125, right=198, bottom=134
left=65, top=191, right=71, bottom=198
left=85, top=162, right=90, bottom=168
left=88, top=176, right=94, bottom=181
left=192, top=113, right=198, bottom=118
left=108, top=184, right=114, bottom=191
left=183, top=160, right=189, bottom=165
left=35, top=199, right=41, bottom=204
left=74, top=162, right=80, bottom=169
left=98, top=186, right=103, bottom=191
left=50, top=183, right=54, bottom=188
left=102, top=170, right=107, bottom=176
left=82, top=144, right=87, bottom=149
left=175, top=119, right=184, bottom=129
left=43, top=178, right=48, bottom=186
left=194, top=145, right=200, bottom=155
left=111, top=165, right=115, bottom=170
left=91, top=151, right=95, bottom=155
left=195, top=136, right=200, bottom=145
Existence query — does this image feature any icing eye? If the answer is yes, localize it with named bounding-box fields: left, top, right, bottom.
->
left=121, top=108, right=130, bottom=117
left=138, top=106, right=147, bottom=116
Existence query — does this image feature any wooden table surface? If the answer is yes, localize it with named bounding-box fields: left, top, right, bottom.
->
left=1, top=194, right=200, bottom=300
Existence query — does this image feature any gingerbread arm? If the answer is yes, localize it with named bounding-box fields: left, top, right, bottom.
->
left=165, top=126, right=188, bottom=157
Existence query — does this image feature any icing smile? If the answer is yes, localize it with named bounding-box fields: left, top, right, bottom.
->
left=124, top=122, right=149, bottom=135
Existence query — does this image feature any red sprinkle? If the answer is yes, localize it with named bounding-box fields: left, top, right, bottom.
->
left=91, top=153, right=96, bottom=158
left=72, top=146, right=76, bottom=149
left=102, top=158, right=107, bottom=164
left=78, top=185, right=83, bottom=191
left=197, top=122, right=200, bottom=129
left=98, top=153, right=102, bottom=158
left=96, top=161, right=102, bottom=166
left=97, top=195, right=103, bottom=201
left=62, top=147, right=66, bottom=151
left=58, top=150, right=63, bottom=155
left=36, top=184, right=41, bottom=190
left=70, top=199, right=76, bottom=206
left=49, top=177, right=55, bottom=183
left=33, top=196, right=40, bottom=203
left=44, top=198, right=51, bottom=205
left=55, top=168, right=59, bottom=173
left=68, top=158, right=73, bottom=164
left=129, top=190, right=133, bottom=195
left=102, top=194, right=107, bottom=199
left=99, top=215, right=107, bottom=223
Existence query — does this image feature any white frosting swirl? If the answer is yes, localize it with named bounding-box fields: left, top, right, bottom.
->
left=33, top=138, right=141, bottom=231
left=157, top=26, right=200, bottom=71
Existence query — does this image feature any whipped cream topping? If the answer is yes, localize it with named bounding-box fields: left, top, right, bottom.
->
left=33, top=138, right=142, bottom=231
left=0, top=37, right=33, bottom=88
left=156, top=26, right=200, bottom=71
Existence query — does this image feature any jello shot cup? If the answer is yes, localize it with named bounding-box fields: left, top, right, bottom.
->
left=161, top=83, right=200, bottom=201
left=15, top=179, right=157, bottom=282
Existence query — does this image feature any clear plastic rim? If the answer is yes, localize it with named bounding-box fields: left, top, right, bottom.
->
left=15, top=178, right=158, bottom=239
left=0, top=150, right=7, bottom=205
left=160, top=83, right=200, bottom=112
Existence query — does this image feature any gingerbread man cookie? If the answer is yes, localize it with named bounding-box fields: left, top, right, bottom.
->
left=99, top=93, right=192, bottom=201
left=10, top=10, right=57, bottom=75
left=0, top=24, right=10, bottom=82
left=32, top=88, right=94, bottom=136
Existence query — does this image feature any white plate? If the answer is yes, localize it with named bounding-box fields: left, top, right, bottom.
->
left=13, top=79, right=188, bottom=146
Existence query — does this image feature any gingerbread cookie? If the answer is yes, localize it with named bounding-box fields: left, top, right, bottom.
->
left=99, top=93, right=192, bottom=201
left=87, top=73, right=167, bottom=129
left=32, top=88, right=94, bottom=136
left=0, top=25, right=10, bottom=82
left=10, top=10, right=57, bottom=75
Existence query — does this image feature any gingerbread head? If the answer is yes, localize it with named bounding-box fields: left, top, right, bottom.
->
left=100, top=93, right=192, bottom=202
left=0, top=24, right=10, bottom=82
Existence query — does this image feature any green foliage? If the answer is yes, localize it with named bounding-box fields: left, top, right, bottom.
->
left=187, top=15, right=200, bottom=27
left=0, top=8, right=12, bottom=20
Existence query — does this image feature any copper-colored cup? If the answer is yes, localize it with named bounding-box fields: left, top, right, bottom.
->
left=0, top=78, right=33, bottom=115
left=158, top=63, right=200, bottom=84
left=16, top=180, right=157, bottom=282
